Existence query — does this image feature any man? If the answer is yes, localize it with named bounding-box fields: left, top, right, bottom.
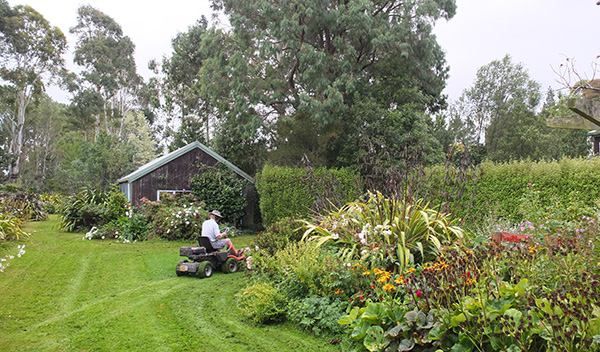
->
left=201, top=210, right=242, bottom=256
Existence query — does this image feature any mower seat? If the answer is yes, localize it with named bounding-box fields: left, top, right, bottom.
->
left=198, top=236, right=218, bottom=253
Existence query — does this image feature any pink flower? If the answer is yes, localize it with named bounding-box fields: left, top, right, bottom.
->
left=416, top=290, right=422, bottom=298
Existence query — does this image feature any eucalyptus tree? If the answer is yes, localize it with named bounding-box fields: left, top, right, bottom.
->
left=70, top=5, right=142, bottom=139
left=0, top=3, right=67, bottom=180
left=209, top=0, right=455, bottom=166
left=152, top=17, right=212, bottom=144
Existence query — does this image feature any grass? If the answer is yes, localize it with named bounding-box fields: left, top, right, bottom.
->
left=0, top=216, right=342, bottom=351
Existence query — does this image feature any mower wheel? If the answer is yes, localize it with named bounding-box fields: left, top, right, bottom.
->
left=223, top=257, right=239, bottom=274
left=198, top=261, right=213, bottom=278
left=176, top=260, right=188, bottom=277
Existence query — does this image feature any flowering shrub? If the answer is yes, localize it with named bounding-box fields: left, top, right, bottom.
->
left=151, top=201, right=208, bottom=240
left=40, top=193, right=64, bottom=214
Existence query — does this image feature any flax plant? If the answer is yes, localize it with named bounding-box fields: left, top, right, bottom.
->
left=303, top=191, right=467, bottom=273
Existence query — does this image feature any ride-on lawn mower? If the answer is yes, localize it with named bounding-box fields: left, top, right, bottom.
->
left=176, top=236, right=245, bottom=278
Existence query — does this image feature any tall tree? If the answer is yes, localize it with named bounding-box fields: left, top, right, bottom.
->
left=209, top=0, right=455, bottom=167
left=121, top=111, right=158, bottom=167
left=70, top=5, right=142, bottom=139
left=152, top=17, right=213, bottom=144
left=457, top=55, right=546, bottom=161
left=19, top=94, right=67, bottom=190
left=0, top=4, right=66, bottom=180
left=459, top=55, right=541, bottom=144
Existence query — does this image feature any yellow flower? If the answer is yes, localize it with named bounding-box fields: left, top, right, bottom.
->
left=377, top=276, right=388, bottom=284
left=528, top=246, right=538, bottom=254
left=395, top=276, right=405, bottom=285
left=406, top=267, right=416, bottom=274
left=383, top=283, right=396, bottom=292
left=362, top=270, right=371, bottom=276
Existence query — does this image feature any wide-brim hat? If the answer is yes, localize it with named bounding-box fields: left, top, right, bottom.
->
left=210, top=210, right=223, bottom=218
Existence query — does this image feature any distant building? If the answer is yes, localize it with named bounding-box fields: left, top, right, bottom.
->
left=117, top=141, right=255, bottom=226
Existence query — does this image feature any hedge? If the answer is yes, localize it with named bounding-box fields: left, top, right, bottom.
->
left=256, top=165, right=362, bottom=226
left=463, top=158, right=600, bottom=224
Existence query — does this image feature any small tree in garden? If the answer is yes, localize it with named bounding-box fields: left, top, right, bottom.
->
left=190, top=163, right=248, bottom=224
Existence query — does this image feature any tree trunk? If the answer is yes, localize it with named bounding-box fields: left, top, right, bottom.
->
left=9, top=89, right=30, bottom=180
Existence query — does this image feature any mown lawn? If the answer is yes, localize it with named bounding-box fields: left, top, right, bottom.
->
left=0, top=216, right=341, bottom=352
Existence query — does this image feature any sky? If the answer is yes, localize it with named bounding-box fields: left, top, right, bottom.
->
left=9, top=0, right=600, bottom=103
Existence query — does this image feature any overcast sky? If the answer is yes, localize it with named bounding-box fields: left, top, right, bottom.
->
left=10, top=0, right=600, bottom=103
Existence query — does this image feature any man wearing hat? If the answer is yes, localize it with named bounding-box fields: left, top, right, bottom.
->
left=201, top=210, right=242, bottom=256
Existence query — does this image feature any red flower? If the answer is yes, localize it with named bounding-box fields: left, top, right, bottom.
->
left=359, top=296, right=364, bottom=300
left=416, top=290, right=422, bottom=298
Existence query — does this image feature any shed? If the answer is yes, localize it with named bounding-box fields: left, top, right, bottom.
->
left=117, top=141, right=256, bottom=226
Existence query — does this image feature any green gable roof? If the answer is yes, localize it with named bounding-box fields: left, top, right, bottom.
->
left=117, top=141, right=254, bottom=184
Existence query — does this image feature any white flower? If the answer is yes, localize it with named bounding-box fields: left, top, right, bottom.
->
left=101, top=236, right=105, bottom=240
left=332, top=232, right=339, bottom=240
left=361, top=249, right=368, bottom=256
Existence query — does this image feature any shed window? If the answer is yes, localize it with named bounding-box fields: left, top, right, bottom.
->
left=157, top=189, right=191, bottom=201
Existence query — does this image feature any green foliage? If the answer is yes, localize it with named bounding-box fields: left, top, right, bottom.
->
left=253, top=217, right=304, bottom=255
left=236, top=282, right=287, bottom=324
left=287, top=296, right=346, bottom=336
left=0, top=212, right=29, bottom=241
left=92, top=212, right=152, bottom=242
left=190, top=164, right=248, bottom=224
left=210, top=0, right=454, bottom=154
left=0, top=4, right=67, bottom=179
left=40, top=193, right=63, bottom=214
left=54, top=132, right=136, bottom=192
left=58, top=188, right=128, bottom=232
left=70, top=4, right=142, bottom=136
left=0, top=185, right=48, bottom=221
left=468, top=158, right=600, bottom=224
left=252, top=241, right=354, bottom=300
left=256, top=164, right=361, bottom=225
left=304, top=192, right=467, bottom=271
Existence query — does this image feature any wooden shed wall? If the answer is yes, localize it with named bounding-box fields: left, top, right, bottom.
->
left=130, top=148, right=218, bottom=204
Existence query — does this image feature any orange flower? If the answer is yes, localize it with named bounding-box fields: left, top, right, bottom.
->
left=383, top=283, right=396, bottom=292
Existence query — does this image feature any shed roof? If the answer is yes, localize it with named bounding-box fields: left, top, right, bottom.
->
left=117, top=141, right=254, bottom=184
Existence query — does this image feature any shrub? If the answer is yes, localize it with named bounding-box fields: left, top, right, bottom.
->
left=59, top=188, right=128, bottom=232
left=190, top=164, right=248, bottom=225
left=0, top=213, right=29, bottom=241
left=94, top=213, right=152, bottom=242
left=236, top=282, right=287, bottom=324
left=256, top=164, right=361, bottom=226
left=40, top=193, right=64, bottom=214
left=0, top=185, right=48, bottom=221
left=253, top=217, right=304, bottom=255
left=287, top=296, right=346, bottom=336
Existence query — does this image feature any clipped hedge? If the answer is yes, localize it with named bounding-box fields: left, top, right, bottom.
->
left=468, top=158, right=600, bottom=223
left=256, top=165, right=361, bottom=225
